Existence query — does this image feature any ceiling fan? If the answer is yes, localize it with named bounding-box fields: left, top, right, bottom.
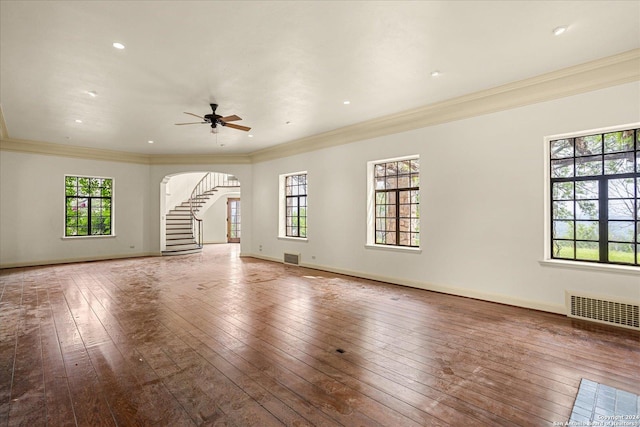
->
left=175, top=103, right=251, bottom=131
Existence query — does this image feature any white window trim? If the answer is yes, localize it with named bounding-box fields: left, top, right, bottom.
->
left=62, top=235, right=117, bottom=240
left=538, top=259, right=639, bottom=275
left=365, top=243, right=422, bottom=253
left=366, top=154, right=420, bottom=251
left=542, top=122, right=640, bottom=272
left=278, top=171, right=308, bottom=240
left=278, top=236, right=308, bottom=242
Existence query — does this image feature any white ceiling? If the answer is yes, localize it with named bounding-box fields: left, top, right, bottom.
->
left=1, top=1, right=639, bottom=155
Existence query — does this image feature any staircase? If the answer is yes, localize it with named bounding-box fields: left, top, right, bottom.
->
left=162, top=173, right=239, bottom=256
left=162, top=199, right=204, bottom=255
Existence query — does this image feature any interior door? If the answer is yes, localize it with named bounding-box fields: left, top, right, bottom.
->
left=227, top=198, right=241, bottom=243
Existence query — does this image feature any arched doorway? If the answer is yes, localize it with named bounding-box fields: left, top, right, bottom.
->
left=160, top=171, right=241, bottom=254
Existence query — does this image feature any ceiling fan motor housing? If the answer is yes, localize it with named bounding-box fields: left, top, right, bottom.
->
left=203, top=114, right=216, bottom=127
left=205, top=103, right=220, bottom=127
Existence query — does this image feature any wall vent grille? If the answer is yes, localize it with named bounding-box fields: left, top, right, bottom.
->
left=284, top=253, right=300, bottom=266
left=566, top=292, right=639, bottom=330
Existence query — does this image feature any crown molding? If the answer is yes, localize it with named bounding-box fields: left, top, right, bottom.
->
left=0, top=137, right=152, bottom=164
left=250, top=48, right=640, bottom=163
left=148, top=154, right=251, bottom=165
left=2, top=49, right=639, bottom=165
left=0, top=137, right=251, bottom=165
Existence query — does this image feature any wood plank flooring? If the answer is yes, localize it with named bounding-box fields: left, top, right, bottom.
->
left=1, top=244, right=638, bottom=426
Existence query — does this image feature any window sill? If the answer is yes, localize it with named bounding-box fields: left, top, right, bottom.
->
left=365, top=244, right=422, bottom=254
left=278, top=236, right=308, bottom=242
left=539, top=259, right=639, bottom=275
left=62, top=235, right=116, bottom=240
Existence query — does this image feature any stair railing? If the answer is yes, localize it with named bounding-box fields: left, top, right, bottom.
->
left=189, top=173, right=241, bottom=247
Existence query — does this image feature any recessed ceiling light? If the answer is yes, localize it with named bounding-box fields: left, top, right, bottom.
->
left=553, top=26, right=567, bottom=36
left=74, top=119, right=83, bottom=123
left=86, top=90, right=97, bottom=97
left=430, top=70, right=441, bottom=77
left=248, top=134, right=254, bottom=138
left=343, top=100, right=350, bottom=105
left=112, top=42, right=125, bottom=49
left=147, top=140, right=154, bottom=144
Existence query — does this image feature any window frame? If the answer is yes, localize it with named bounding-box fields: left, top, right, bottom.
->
left=64, top=175, right=115, bottom=238
left=544, top=124, right=639, bottom=270
left=278, top=171, right=308, bottom=241
left=366, top=155, right=421, bottom=251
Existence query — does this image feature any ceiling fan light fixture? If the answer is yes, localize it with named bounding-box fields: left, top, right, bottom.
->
left=112, top=42, right=125, bottom=49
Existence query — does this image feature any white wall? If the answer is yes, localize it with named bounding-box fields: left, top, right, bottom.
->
left=250, top=82, right=640, bottom=313
left=0, top=151, right=152, bottom=267
left=164, top=172, right=206, bottom=213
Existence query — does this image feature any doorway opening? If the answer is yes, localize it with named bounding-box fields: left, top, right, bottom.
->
left=160, top=172, right=241, bottom=253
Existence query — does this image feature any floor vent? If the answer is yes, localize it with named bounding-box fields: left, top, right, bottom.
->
left=284, top=253, right=300, bottom=266
left=566, top=291, right=639, bottom=330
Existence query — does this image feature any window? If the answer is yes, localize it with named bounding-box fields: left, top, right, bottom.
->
left=228, top=198, right=241, bottom=243
left=372, top=157, right=420, bottom=247
left=65, top=176, right=113, bottom=236
left=549, top=127, right=639, bottom=266
left=284, top=173, right=307, bottom=238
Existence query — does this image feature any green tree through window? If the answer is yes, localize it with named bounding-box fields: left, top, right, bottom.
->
left=550, top=128, right=639, bottom=265
left=65, top=176, right=113, bottom=236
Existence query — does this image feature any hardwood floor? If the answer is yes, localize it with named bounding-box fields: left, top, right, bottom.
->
left=1, top=244, right=638, bottom=426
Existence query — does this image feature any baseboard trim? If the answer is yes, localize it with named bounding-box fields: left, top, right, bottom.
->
left=0, top=252, right=161, bottom=269
left=241, top=252, right=280, bottom=262
left=246, top=253, right=565, bottom=314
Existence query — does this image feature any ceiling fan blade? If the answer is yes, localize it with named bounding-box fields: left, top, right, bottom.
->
left=183, top=112, right=205, bottom=119
left=223, top=122, right=251, bottom=131
left=219, top=115, right=242, bottom=122
left=175, top=122, right=207, bottom=125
